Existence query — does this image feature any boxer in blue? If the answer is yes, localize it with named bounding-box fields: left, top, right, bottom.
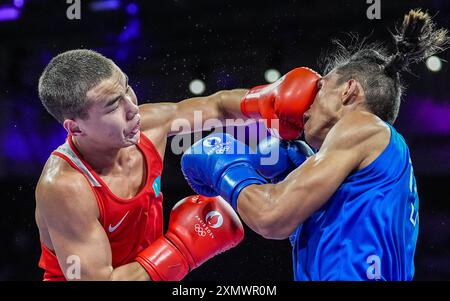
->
left=181, top=9, right=449, bottom=280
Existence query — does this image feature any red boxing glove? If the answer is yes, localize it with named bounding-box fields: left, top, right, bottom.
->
left=241, top=67, right=321, bottom=140
left=135, top=195, right=244, bottom=281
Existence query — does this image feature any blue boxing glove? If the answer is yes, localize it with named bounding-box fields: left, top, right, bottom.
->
left=257, top=136, right=315, bottom=183
left=181, top=133, right=267, bottom=210
left=256, top=136, right=292, bottom=181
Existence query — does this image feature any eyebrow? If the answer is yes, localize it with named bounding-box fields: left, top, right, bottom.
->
left=103, top=73, right=129, bottom=108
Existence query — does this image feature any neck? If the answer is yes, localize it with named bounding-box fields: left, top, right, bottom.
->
left=71, top=136, right=130, bottom=174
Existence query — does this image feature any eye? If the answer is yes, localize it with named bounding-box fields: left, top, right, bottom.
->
left=109, top=100, right=121, bottom=112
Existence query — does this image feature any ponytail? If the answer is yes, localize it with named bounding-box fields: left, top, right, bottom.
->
left=385, top=9, right=449, bottom=76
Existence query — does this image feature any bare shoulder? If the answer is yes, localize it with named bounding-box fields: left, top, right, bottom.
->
left=35, top=155, right=99, bottom=220
left=322, top=111, right=390, bottom=151
left=319, top=111, right=391, bottom=170
left=139, top=103, right=175, bottom=159
left=139, top=102, right=176, bottom=132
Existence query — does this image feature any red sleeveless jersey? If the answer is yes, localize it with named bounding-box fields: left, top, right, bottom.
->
left=38, top=133, right=164, bottom=281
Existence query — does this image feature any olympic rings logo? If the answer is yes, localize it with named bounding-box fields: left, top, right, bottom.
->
left=214, top=145, right=230, bottom=154
left=194, top=224, right=206, bottom=237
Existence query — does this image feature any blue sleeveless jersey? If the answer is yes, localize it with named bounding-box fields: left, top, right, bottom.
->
left=290, top=123, right=419, bottom=281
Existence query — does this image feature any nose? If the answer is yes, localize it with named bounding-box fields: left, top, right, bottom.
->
left=124, top=94, right=139, bottom=121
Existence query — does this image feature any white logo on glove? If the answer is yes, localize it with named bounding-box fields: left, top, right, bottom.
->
left=203, top=136, right=222, bottom=147
left=214, top=145, right=230, bottom=154
left=194, top=224, right=206, bottom=237
left=205, top=211, right=224, bottom=229
left=194, top=214, right=218, bottom=239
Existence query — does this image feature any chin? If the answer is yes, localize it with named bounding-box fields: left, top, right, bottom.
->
left=304, top=128, right=312, bottom=144
left=123, top=131, right=140, bottom=146
left=304, top=131, right=320, bottom=150
left=123, top=139, right=138, bottom=148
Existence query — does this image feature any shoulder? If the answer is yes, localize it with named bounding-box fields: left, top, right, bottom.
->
left=139, top=103, right=173, bottom=157
left=139, top=102, right=177, bottom=131
left=319, top=111, right=390, bottom=170
left=36, top=155, right=99, bottom=220
left=322, top=111, right=390, bottom=151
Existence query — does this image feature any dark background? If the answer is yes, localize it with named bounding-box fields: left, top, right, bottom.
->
left=0, top=0, right=449, bottom=281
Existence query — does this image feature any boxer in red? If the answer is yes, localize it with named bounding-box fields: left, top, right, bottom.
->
left=35, top=49, right=320, bottom=280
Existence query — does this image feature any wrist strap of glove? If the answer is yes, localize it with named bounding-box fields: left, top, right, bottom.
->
left=240, top=93, right=261, bottom=119
left=218, top=163, right=267, bottom=210
left=135, top=236, right=189, bottom=281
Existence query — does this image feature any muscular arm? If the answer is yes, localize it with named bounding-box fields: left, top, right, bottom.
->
left=139, top=89, right=249, bottom=137
left=237, top=112, right=390, bottom=239
left=36, top=173, right=150, bottom=281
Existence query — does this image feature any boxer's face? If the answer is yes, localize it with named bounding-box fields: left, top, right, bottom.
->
left=75, top=65, right=141, bottom=149
left=303, top=70, right=344, bottom=149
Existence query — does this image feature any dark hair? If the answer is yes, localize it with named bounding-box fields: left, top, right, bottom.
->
left=38, top=49, right=114, bottom=123
left=323, top=9, right=449, bottom=124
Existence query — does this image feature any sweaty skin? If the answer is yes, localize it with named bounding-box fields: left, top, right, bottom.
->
left=35, top=64, right=249, bottom=280
left=236, top=71, right=391, bottom=239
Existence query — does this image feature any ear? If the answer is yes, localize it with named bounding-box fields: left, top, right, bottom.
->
left=341, top=79, right=362, bottom=106
left=63, top=119, right=84, bottom=137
